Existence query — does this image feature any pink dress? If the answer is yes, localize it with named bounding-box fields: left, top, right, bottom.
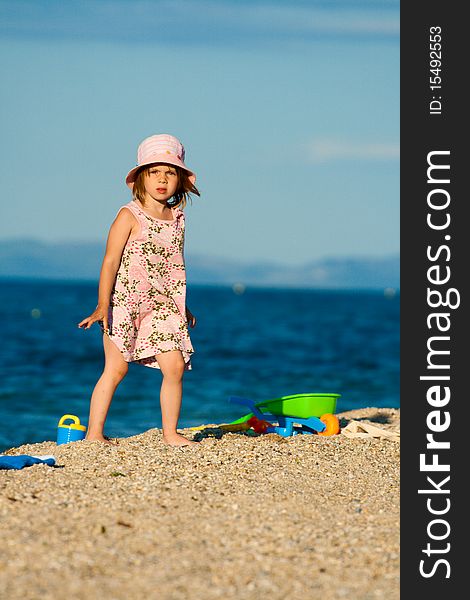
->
left=103, top=200, right=194, bottom=370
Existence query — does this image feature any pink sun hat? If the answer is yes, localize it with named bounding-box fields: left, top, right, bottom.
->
left=125, top=133, right=196, bottom=189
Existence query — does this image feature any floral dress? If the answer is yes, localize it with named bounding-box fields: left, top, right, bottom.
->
left=103, top=200, right=194, bottom=370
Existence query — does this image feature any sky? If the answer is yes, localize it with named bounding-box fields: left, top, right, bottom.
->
left=0, top=0, right=399, bottom=266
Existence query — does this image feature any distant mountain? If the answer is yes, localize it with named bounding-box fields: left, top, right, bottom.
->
left=0, top=239, right=106, bottom=280
left=0, top=239, right=399, bottom=289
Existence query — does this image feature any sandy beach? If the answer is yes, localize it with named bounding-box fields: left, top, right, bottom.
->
left=0, top=407, right=399, bottom=600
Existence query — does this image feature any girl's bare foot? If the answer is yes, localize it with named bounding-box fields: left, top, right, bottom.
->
left=163, top=433, right=197, bottom=447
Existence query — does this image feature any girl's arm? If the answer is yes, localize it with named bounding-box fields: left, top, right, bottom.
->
left=78, top=209, right=136, bottom=331
left=181, top=217, right=196, bottom=328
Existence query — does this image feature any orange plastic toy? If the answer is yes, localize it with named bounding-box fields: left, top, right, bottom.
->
left=317, top=413, right=341, bottom=436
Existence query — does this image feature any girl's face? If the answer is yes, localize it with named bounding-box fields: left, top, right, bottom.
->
left=143, top=163, right=179, bottom=202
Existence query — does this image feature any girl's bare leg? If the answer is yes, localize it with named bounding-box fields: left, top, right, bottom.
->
left=86, top=334, right=128, bottom=444
left=156, top=350, right=196, bottom=446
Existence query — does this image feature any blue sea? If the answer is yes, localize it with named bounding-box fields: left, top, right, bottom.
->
left=0, top=279, right=399, bottom=452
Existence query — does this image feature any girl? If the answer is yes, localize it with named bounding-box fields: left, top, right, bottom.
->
left=78, top=134, right=200, bottom=447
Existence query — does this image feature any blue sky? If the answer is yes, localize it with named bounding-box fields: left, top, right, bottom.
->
left=0, top=0, right=399, bottom=266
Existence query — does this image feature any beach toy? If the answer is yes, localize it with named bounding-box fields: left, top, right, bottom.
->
left=317, top=413, right=341, bottom=436
left=258, top=393, right=339, bottom=419
left=0, top=455, right=56, bottom=470
left=246, top=416, right=270, bottom=434
left=230, top=393, right=340, bottom=424
left=188, top=422, right=251, bottom=432
left=229, top=393, right=341, bottom=437
left=56, top=414, right=87, bottom=445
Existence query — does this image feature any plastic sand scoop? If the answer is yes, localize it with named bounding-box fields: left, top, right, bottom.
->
left=228, top=393, right=341, bottom=437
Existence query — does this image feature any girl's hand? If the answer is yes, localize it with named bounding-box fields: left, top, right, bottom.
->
left=78, top=305, right=109, bottom=331
left=186, top=306, right=196, bottom=328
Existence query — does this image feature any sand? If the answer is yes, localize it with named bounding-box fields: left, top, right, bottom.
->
left=0, top=408, right=399, bottom=600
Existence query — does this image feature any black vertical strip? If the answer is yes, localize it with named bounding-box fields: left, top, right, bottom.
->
left=401, top=3, right=465, bottom=596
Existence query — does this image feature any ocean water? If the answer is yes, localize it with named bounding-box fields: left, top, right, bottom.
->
left=0, top=279, right=399, bottom=451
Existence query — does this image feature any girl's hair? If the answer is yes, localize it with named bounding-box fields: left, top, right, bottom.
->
left=132, top=164, right=200, bottom=210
